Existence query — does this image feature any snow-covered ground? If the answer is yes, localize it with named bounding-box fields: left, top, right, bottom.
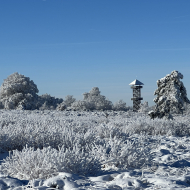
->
left=0, top=110, right=190, bottom=189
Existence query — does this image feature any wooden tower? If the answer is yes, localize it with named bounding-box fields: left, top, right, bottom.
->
left=129, top=79, right=144, bottom=111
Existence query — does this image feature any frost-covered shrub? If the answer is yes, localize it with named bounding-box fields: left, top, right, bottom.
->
left=64, top=95, right=76, bottom=107
left=1, top=135, right=157, bottom=180
left=2, top=145, right=101, bottom=180
left=0, top=72, right=39, bottom=110
left=57, top=145, right=101, bottom=176
left=1, top=109, right=190, bottom=181
left=56, top=95, right=75, bottom=111
left=2, top=146, right=58, bottom=180
left=149, top=70, right=190, bottom=119
left=0, top=110, right=99, bottom=151
left=56, top=101, right=67, bottom=111
left=113, top=100, right=128, bottom=111
left=125, top=115, right=190, bottom=136
left=138, top=101, right=153, bottom=113
left=69, top=100, right=93, bottom=111
left=1, top=110, right=190, bottom=154
left=95, top=135, right=157, bottom=169
left=38, top=94, right=63, bottom=110
left=97, top=124, right=128, bottom=140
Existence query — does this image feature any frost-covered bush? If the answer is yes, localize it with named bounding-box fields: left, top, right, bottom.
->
left=64, top=95, right=76, bottom=107
left=56, top=95, right=75, bottom=111
left=1, top=109, right=190, bottom=180
left=113, top=100, right=128, bottom=111
left=1, top=110, right=190, bottom=153
left=1, top=134, right=157, bottom=180
left=138, top=101, right=153, bottom=113
left=98, top=135, right=156, bottom=169
left=38, top=94, right=63, bottom=110
left=2, top=145, right=101, bottom=180
left=69, top=100, right=93, bottom=111
left=0, top=72, right=39, bottom=110
left=57, top=145, right=101, bottom=176
left=56, top=101, right=67, bottom=111
left=149, top=70, right=190, bottom=119
left=2, top=146, right=58, bottom=180
left=82, top=87, right=113, bottom=111
left=126, top=114, right=190, bottom=136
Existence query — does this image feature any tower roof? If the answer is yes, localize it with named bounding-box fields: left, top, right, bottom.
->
left=129, top=79, right=144, bottom=86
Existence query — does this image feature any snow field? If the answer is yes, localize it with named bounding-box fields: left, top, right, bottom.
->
left=0, top=110, right=190, bottom=189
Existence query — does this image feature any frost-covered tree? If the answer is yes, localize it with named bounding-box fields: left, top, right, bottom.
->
left=113, top=100, right=128, bottom=111
left=184, top=102, right=190, bottom=115
left=0, top=72, right=39, bottom=110
left=83, top=87, right=113, bottom=110
left=138, top=101, right=151, bottom=113
left=38, top=94, right=63, bottom=110
left=66, top=87, right=113, bottom=111
left=149, top=70, right=190, bottom=119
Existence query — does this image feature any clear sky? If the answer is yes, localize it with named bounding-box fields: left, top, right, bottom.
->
left=0, top=0, right=190, bottom=106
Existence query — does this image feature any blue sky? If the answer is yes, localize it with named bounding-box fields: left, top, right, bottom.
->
left=0, top=0, right=190, bottom=106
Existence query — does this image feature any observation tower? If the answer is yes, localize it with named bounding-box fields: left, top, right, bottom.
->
left=129, top=79, right=144, bottom=111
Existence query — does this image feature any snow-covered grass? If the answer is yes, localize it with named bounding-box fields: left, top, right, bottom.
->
left=0, top=110, right=190, bottom=189
left=0, top=110, right=190, bottom=152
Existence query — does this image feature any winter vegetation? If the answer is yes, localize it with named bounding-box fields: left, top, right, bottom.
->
left=0, top=71, right=190, bottom=189
left=148, top=70, right=190, bottom=120
left=0, top=73, right=129, bottom=112
left=0, top=73, right=63, bottom=111
left=0, top=72, right=39, bottom=110
left=0, top=110, right=190, bottom=189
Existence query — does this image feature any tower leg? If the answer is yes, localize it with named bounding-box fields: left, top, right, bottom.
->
left=133, top=100, right=140, bottom=111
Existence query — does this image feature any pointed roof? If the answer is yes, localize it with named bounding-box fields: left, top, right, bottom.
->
left=129, top=79, right=144, bottom=86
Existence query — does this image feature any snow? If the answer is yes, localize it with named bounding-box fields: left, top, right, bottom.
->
left=0, top=110, right=190, bottom=189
